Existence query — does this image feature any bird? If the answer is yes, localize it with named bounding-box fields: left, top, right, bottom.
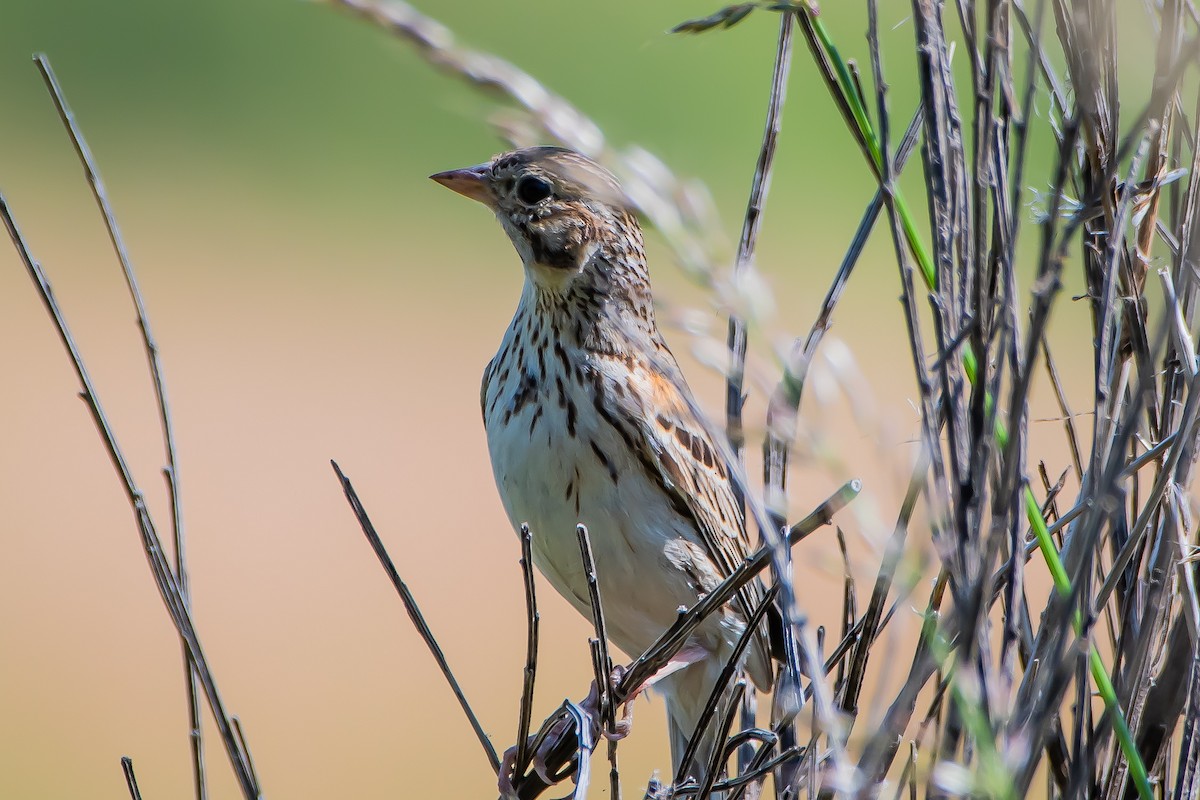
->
left=431, top=146, right=774, bottom=793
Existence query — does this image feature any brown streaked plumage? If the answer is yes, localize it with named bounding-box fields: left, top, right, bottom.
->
left=433, top=146, right=773, bottom=793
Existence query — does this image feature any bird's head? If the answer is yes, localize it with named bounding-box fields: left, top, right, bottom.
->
left=431, top=146, right=647, bottom=295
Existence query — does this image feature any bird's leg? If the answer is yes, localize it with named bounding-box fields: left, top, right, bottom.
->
left=598, top=642, right=710, bottom=741
left=643, top=641, right=710, bottom=687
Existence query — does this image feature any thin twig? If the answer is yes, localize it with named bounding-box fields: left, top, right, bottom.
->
left=728, top=9, right=795, bottom=516
left=330, top=460, right=501, bottom=774
left=229, top=718, right=259, bottom=794
left=1042, top=336, right=1086, bottom=480
left=514, top=525, right=539, bottom=785
left=841, top=454, right=925, bottom=716
left=576, top=524, right=620, bottom=798
left=121, top=757, right=144, bottom=800
left=585, top=639, right=621, bottom=800
left=33, top=53, right=205, bottom=800
left=577, top=524, right=613, bottom=731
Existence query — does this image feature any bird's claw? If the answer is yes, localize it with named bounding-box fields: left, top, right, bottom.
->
left=498, top=744, right=520, bottom=799
left=582, top=663, right=640, bottom=741
left=604, top=700, right=634, bottom=741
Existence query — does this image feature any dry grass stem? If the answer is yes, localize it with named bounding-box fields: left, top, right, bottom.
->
left=31, top=53, right=209, bottom=800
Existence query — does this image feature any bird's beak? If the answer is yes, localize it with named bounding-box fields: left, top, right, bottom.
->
left=429, top=163, right=493, bottom=206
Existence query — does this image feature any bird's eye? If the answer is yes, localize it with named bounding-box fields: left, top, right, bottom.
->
left=515, top=175, right=553, bottom=205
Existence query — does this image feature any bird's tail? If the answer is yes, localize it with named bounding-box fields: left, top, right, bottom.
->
left=659, top=656, right=739, bottom=798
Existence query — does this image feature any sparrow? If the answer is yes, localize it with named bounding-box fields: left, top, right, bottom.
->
left=431, top=146, right=773, bottom=792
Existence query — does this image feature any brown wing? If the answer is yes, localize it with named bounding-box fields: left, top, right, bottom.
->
left=606, top=351, right=774, bottom=691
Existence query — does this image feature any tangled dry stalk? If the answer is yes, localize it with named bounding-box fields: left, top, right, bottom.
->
left=6, top=1, right=1200, bottom=799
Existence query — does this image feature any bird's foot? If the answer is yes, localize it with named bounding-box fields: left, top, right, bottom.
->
left=581, top=663, right=637, bottom=741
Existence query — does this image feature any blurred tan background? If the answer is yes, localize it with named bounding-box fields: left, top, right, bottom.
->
left=0, top=1, right=1159, bottom=798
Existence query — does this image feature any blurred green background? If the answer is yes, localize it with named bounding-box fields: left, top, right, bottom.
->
left=0, top=1, right=1161, bottom=798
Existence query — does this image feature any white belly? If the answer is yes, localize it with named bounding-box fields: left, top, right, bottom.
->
left=485, top=365, right=710, bottom=659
